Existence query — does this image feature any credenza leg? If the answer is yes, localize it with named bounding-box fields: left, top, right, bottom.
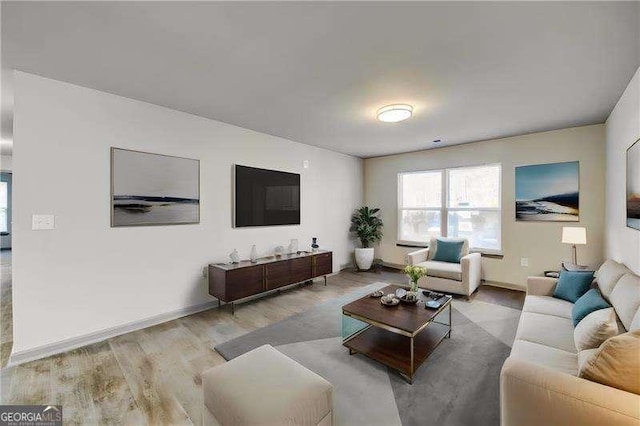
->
left=324, top=276, right=327, bottom=286
left=231, top=302, right=235, bottom=315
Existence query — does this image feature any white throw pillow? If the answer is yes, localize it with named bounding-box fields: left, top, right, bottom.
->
left=574, top=308, right=619, bottom=351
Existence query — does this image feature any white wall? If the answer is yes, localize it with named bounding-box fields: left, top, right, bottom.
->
left=364, top=125, right=606, bottom=289
left=605, top=67, right=640, bottom=274
left=0, top=155, right=11, bottom=171
left=12, top=72, right=363, bottom=357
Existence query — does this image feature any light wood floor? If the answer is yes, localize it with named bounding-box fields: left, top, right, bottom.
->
left=0, top=257, right=523, bottom=425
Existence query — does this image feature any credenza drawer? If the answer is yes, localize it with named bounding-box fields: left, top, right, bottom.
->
left=226, top=266, right=264, bottom=301
left=314, top=252, right=332, bottom=276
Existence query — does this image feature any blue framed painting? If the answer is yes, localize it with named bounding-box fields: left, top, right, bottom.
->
left=515, top=161, right=579, bottom=222
left=628, top=139, right=640, bottom=231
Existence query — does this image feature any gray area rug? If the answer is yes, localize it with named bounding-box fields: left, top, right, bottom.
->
left=214, top=283, right=521, bottom=426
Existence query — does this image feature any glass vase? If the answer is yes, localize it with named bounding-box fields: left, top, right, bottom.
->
left=410, top=280, right=419, bottom=293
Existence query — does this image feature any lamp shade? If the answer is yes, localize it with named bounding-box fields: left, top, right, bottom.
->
left=562, top=227, right=587, bottom=245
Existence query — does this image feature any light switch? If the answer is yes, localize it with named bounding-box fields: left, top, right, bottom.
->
left=303, top=160, right=309, bottom=169
left=520, top=258, right=529, bottom=267
left=32, top=214, right=55, bottom=230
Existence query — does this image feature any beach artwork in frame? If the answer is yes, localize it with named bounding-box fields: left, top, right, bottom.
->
left=515, top=161, right=579, bottom=222
left=628, top=138, right=640, bottom=231
left=111, top=148, right=200, bottom=227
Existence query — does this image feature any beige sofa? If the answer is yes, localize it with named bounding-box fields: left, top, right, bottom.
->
left=500, top=260, right=640, bottom=426
left=407, top=238, right=482, bottom=298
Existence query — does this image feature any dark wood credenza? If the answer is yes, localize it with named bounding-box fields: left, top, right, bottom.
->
left=209, top=250, right=332, bottom=313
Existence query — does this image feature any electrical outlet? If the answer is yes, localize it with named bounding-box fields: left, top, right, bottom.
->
left=32, top=214, right=55, bottom=230
left=520, top=258, right=529, bottom=267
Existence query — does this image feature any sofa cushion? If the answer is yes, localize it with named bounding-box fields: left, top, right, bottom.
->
left=630, top=309, right=640, bottom=332
left=577, top=348, right=598, bottom=374
left=510, top=340, right=578, bottom=376
left=573, top=307, right=618, bottom=351
left=572, top=289, right=610, bottom=327
left=553, top=270, right=594, bottom=303
left=595, top=259, right=631, bottom=300
left=418, top=260, right=463, bottom=281
left=427, top=237, right=469, bottom=260
left=523, top=295, right=573, bottom=319
left=515, top=312, right=577, bottom=353
left=432, top=238, right=465, bottom=263
left=579, top=330, right=640, bottom=395
left=609, top=273, right=640, bottom=331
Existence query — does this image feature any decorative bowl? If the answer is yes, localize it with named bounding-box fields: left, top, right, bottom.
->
left=399, top=295, right=418, bottom=305
left=380, top=295, right=400, bottom=306
left=370, top=290, right=384, bottom=298
left=395, top=288, right=407, bottom=298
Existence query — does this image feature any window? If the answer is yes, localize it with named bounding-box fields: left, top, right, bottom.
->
left=398, top=164, right=501, bottom=253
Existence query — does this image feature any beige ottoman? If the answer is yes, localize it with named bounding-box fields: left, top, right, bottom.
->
left=203, top=344, right=333, bottom=426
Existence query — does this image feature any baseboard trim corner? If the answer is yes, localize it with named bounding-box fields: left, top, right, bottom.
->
left=8, top=299, right=219, bottom=367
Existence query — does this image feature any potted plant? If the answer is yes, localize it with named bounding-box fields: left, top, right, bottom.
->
left=404, top=265, right=427, bottom=295
left=350, top=206, right=383, bottom=270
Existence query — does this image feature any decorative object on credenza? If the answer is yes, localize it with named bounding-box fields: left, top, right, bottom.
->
left=350, top=206, right=383, bottom=271
left=562, top=226, right=587, bottom=265
left=288, top=238, right=298, bottom=255
left=229, top=249, right=240, bottom=264
left=627, top=138, right=640, bottom=230
left=250, top=245, right=258, bottom=263
left=311, top=237, right=319, bottom=252
left=274, top=246, right=285, bottom=257
left=515, top=161, right=579, bottom=222
left=110, top=147, right=199, bottom=227
left=404, top=264, right=427, bottom=294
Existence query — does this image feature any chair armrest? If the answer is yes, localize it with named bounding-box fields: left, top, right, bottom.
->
left=461, top=253, right=482, bottom=295
left=501, top=357, right=640, bottom=426
left=526, top=276, right=558, bottom=296
left=407, top=248, right=429, bottom=265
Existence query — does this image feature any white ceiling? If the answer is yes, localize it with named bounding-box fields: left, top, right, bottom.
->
left=2, top=1, right=639, bottom=158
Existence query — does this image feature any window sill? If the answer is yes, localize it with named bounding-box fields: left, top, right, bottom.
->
left=396, top=242, right=504, bottom=259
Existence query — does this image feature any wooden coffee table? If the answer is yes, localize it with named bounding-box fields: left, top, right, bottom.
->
left=342, top=285, right=452, bottom=384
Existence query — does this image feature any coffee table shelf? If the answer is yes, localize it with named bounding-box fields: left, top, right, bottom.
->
left=343, top=322, right=450, bottom=377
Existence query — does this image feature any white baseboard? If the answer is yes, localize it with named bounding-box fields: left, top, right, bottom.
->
left=482, top=280, right=525, bottom=292
left=381, top=261, right=404, bottom=269
left=8, top=299, right=219, bottom=367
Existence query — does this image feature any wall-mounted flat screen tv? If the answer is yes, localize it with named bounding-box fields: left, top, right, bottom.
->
left=234, top=165, right=300, bottom=227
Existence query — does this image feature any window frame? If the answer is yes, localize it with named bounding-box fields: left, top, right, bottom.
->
left=397, top=163, right=502, bottom=254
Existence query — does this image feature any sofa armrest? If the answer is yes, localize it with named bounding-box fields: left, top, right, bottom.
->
left=526, top=276, right=558, bottom=296
left=501, top=358, right=640, bottom=426
left=461, top=252, right=482, bottom=295
left=407, top=248, right=429, bottom=265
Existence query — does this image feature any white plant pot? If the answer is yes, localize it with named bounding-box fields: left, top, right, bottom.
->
left=355, top=247, right=375, bottom=271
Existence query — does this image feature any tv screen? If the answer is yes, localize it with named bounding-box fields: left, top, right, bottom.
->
left=234, top=165, right=300, bottom=227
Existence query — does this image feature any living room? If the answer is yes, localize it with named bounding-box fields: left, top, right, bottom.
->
left=0, top=2, right=639, bottom=425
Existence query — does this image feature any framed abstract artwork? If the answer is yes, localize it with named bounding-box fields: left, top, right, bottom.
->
left=628, top=138, right=640, bottom=231
left=515, top=161, right=579, bottom=222
left=111, top=148, right=200, bottom=227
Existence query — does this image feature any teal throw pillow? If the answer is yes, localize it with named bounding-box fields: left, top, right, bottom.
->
left=572, top=289, right=610, bottom=326
left=553, top=270, right=594, bottom=303
left=432, top=238, right=464, bottom=263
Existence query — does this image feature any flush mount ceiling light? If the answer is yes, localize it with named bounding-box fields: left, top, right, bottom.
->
left=376, top=104, right=413, bottom=123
